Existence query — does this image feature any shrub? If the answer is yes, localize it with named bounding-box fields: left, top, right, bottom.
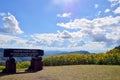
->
left=43, top=53, right=120, bottom=66
left=17, top=61, right=30, bottom=69
left=0, top=66, right=5, bottom=71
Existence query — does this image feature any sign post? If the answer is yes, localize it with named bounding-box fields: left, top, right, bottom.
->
left=3, top=49, right=44, bottom=73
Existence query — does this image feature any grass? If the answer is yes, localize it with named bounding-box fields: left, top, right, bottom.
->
left=0, top=65, right=120, bottom=80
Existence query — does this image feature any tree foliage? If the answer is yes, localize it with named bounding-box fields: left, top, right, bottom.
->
left=43, top=53, right=120, bottom=66
left=43, top=45, right=120, bottom=66
left=16, top=61, right=30, bottom=69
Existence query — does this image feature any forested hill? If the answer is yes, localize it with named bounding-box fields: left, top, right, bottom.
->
left=107, top=45, right=120, bottom=54
left=115, top=46, right=120, bottom=50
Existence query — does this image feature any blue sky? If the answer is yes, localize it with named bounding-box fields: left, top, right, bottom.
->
left=0, top=0, right=120, bottom=53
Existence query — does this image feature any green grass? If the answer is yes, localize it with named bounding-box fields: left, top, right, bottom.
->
left=0, top=65, right=120, bottom=80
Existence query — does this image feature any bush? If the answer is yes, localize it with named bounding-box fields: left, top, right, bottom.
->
left=0, top=66, right=5, bottom=71
left=17, top=61, right=30, bottom=69
left=43, top=53, right=120, bottom=66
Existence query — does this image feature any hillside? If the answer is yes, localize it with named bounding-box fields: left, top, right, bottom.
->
left=107, top=45, right=120, bottom=54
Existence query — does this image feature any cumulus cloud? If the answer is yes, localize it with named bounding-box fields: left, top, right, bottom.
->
left=57, top=16, right=120, bottom=29
left=105, top=9, right=110, bottom=13
left=57, top=30, right=72, bottom=39
left=57, top=13, right=71, bottom=18
left=0, top=13, right=23, bottom=34
left=114, top=7, right=120, bottom=14
left=0, top=34, right=27, bottom=48
left=30, top=33, right=59, bottom=46
left=57, top=16, right=120, bottom=47
left=29, top=30, right=86, bottom=49
left=57, top=18, right=92, bottom=29
left=108, top=0, right=120, bottom=7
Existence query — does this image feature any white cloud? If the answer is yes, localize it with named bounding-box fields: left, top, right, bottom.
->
left=0, top=33, right=109, bottom=52
left=77, top=42, right=106, bottom=52
left=30, top=33, right=59, bottom=46
left=0, top=13, right=23, bottom=34
left=57, top=16, right=120, bottom=29
left=0, top=34, right=27, bottom=48
left=0, top=30, right=85, bottom=50
left=29, top=30, right=86, bottom=50
left=57, top=30, right=72, bottom=39
left=108, top=0, right=120, bottom=7
left=114, top=7, right=120, bottom=14
left=95, top=4, right=99, bottom=8
left=57, top=16, right=120, bottom=47
left=105, top=9, right=110, bottom=13
left=57, top=13, right=71, bottom=18
left=57, top=18, right=92, bottom=29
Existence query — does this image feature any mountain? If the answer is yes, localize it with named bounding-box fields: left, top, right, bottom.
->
left=44, top=51, right=67, bottom=56
left=44, top=50, right=90, bottom=56
left=68, top=50, right=90, bottom=54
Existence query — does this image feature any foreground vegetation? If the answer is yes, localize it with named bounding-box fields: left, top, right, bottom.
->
left=0, top=66, right=5, bottom=72
left=43, top=53, right=120, bottom=66
left=16, top=61, right=30, bottom=69
left=1, top=65, right=120, bottom=80
left=43, top=46, right=120, bottom=66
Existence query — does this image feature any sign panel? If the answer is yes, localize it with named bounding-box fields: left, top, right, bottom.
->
left=4, top=49, right=44, bottom=57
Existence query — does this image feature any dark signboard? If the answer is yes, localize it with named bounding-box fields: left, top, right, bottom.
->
left=4, top=49, right=44, bottom=57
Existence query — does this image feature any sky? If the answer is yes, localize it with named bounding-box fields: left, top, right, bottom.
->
left=0, top=0, right=120, bottom=53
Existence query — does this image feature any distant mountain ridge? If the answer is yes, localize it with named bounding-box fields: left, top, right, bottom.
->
left=44, top=50, right=90, bottom=56
left=68, top=50, right=90, bottom=54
